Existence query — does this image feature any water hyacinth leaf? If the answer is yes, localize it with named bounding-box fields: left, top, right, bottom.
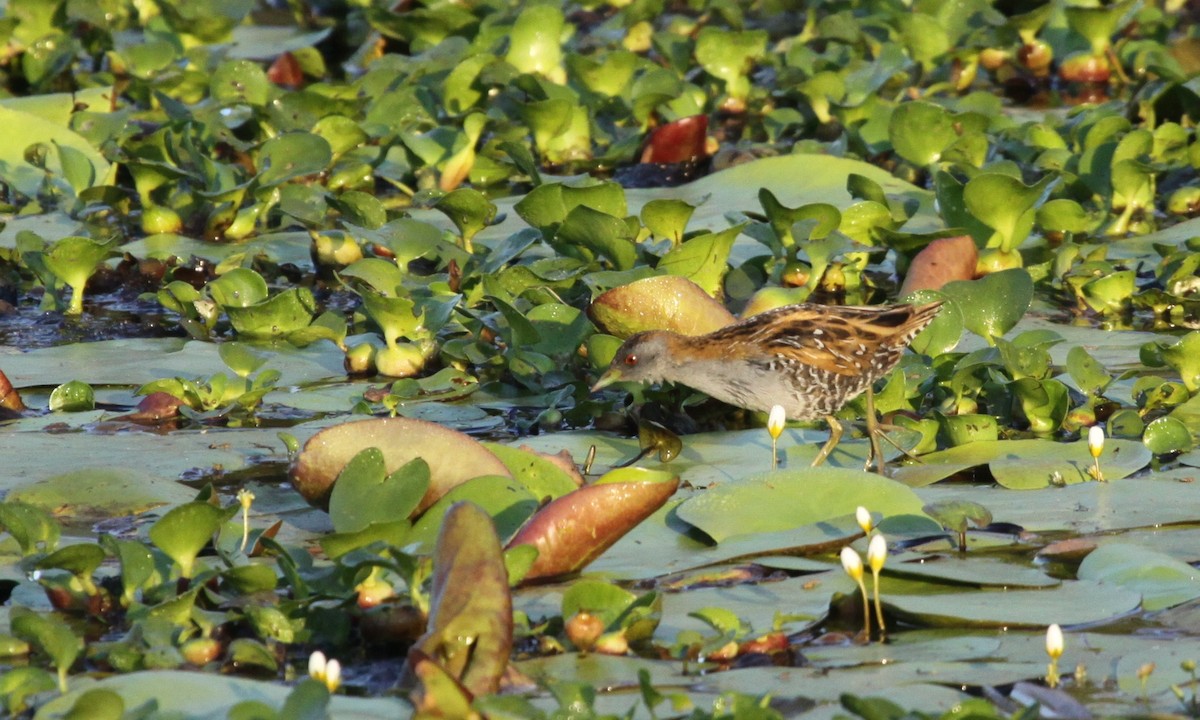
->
left=289, top=417, right=511, bottom=511
left=44, top=236, right=115, bottom=315
left=506, top=4, right=566, bottom=82
left=48, top=380, right=94, bottom=412
left=99, top=535, right=156, bottom=605
left=408, top=502, right=512, bottom=697
left=227, top=638, right=278, bottom=673
left=482, top=444, right=580, bottom=502
left=0, top=667, right=57, bottom=715
left=1081, top=270, right=1136, bottom=313
left=759, top=189, right=840, bottom=247
left=318, top=519, right=411, bottom=560
left=329, top=191, right=386, bottom=229
left=218, top=342, right=270, bottom=378
left=328, top=448, right=430, bottom=534
left=554, top=204, right=637, bottom=270
left=0, top=106, right=111, bottom=199
left=148, top=501, right=233, bottom=578
left=962, top=173, right=1055, bottom=252
left=1143, top=416, right=1193, bottom=455
left=641, top=198, right=698, bottom=244
left=339, top=257, right=405, bottom=296
left=923, top=500, right=991, bottom=548
left=1157, top=332, right=1200, bottom=393
left=889, top=101, right=960, bottom=167
left=657, top=223, right=742, bottom=296
left=434, top=187, right=497, bottom=250
left=588, top=276, right=736, bottom=339
left=1066, top=346, right=1112, bottom=395
left=225, top=288, right=318, bottom=339
left=0, top=501, right=61, bottom=555
left=1011, top=378, right=1070, bottom=435
left=938, top=269, right=1033, bottom=343
left=359, top=290, right=424, bottom=347
left=904, top=290, right=964, bottom=356
left=1077, top=542, right=1200, bottom=611
left=409, top=476, right=538, bottom=551
left=257, top=133, right=332, bottom=186
left=506, top=468, right=680, bottom=582
left=35, top=543, right=106, bottom=584
left=561, top=579, right=639, bottom=631
left=940, top=414, right=999, bottom=446
left=11, top=608, right=82, bottom=692
left=210, top=59, right=271, bottom=106
left=693, top=27, right=767, bottom=102
left=208, top=268, right=269, bottom=309
left=675, top=467, right=925, bottom=543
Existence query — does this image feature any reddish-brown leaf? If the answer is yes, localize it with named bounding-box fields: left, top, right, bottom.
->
left=116, top=392, right=184, bottom=424
left=640, top=115, right=709, bottom=164
left=899, top=235, right=978, bottom=296
left=0, top=369, right=27, bottom=412
left=507, top=473, right=680, bottom=582
left=267, top=52, right=304, bottom=90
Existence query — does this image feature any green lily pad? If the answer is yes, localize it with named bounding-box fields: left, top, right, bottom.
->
left=675, top=467, right=926, bottom=543
left=892, top=437, right=1150, bottom=489
left=886, top=579, right=1140, bottom=628
left=1078, top=542, right=1200, bottom=611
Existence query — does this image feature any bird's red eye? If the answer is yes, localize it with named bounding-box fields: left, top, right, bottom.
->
left=624, top=354, right=638, bottom=366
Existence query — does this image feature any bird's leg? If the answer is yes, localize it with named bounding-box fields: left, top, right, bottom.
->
left=812, top=415, right=843, bottom=467
left=864, top=386, right=887, bottom=475
left=874, top=423, right=925, bottom=463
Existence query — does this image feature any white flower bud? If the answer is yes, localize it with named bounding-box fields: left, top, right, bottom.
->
left=308, top=650, right=326, bottom=680
left=1088, top=425, right=1104, bottom=459
left=768, top=405, right=786, bottom=440
left=867, top=533, right=888, bottom=573
left=840, top=546, right=863, bottom=582
left=1046, top=623, right=1064, bottom=660
left=856, top=506, right=873, bottom=535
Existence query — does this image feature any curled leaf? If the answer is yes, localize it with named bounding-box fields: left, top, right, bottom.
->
left=507, top=468, right=680, bottom=582
left=588, top=276, right=735, bottom=339
left=405, top=502, right=512, bottom=698
left=899, top=235, right=978, bottom=295
left=289, top=417, right=511, bottom=511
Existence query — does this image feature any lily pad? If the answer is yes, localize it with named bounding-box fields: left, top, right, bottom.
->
left=675, top=467, right=926, bottom=543
left=288, top=417, right=511, bottom=511
left=892, top=437, right=1150, bottom=489
left=885, top=578, right=1141, bottom=628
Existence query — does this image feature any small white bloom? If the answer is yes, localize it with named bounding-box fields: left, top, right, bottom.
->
left=767, top=405, right=786, bottom=440
left=238, top=488, right=255, bottom=509
left=856, top=506, right=873, bottom=535
left=323, top=658, right=342, bottom=693
left=308, top=650, right=327, bottom=680
left=1045, top=623, right=1064, bottom=660
left=840, top=546, right=863, bottom=581
left=1088, top=425, right=1105, bottom=459
left=867, top=533, right=888, bottom=573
